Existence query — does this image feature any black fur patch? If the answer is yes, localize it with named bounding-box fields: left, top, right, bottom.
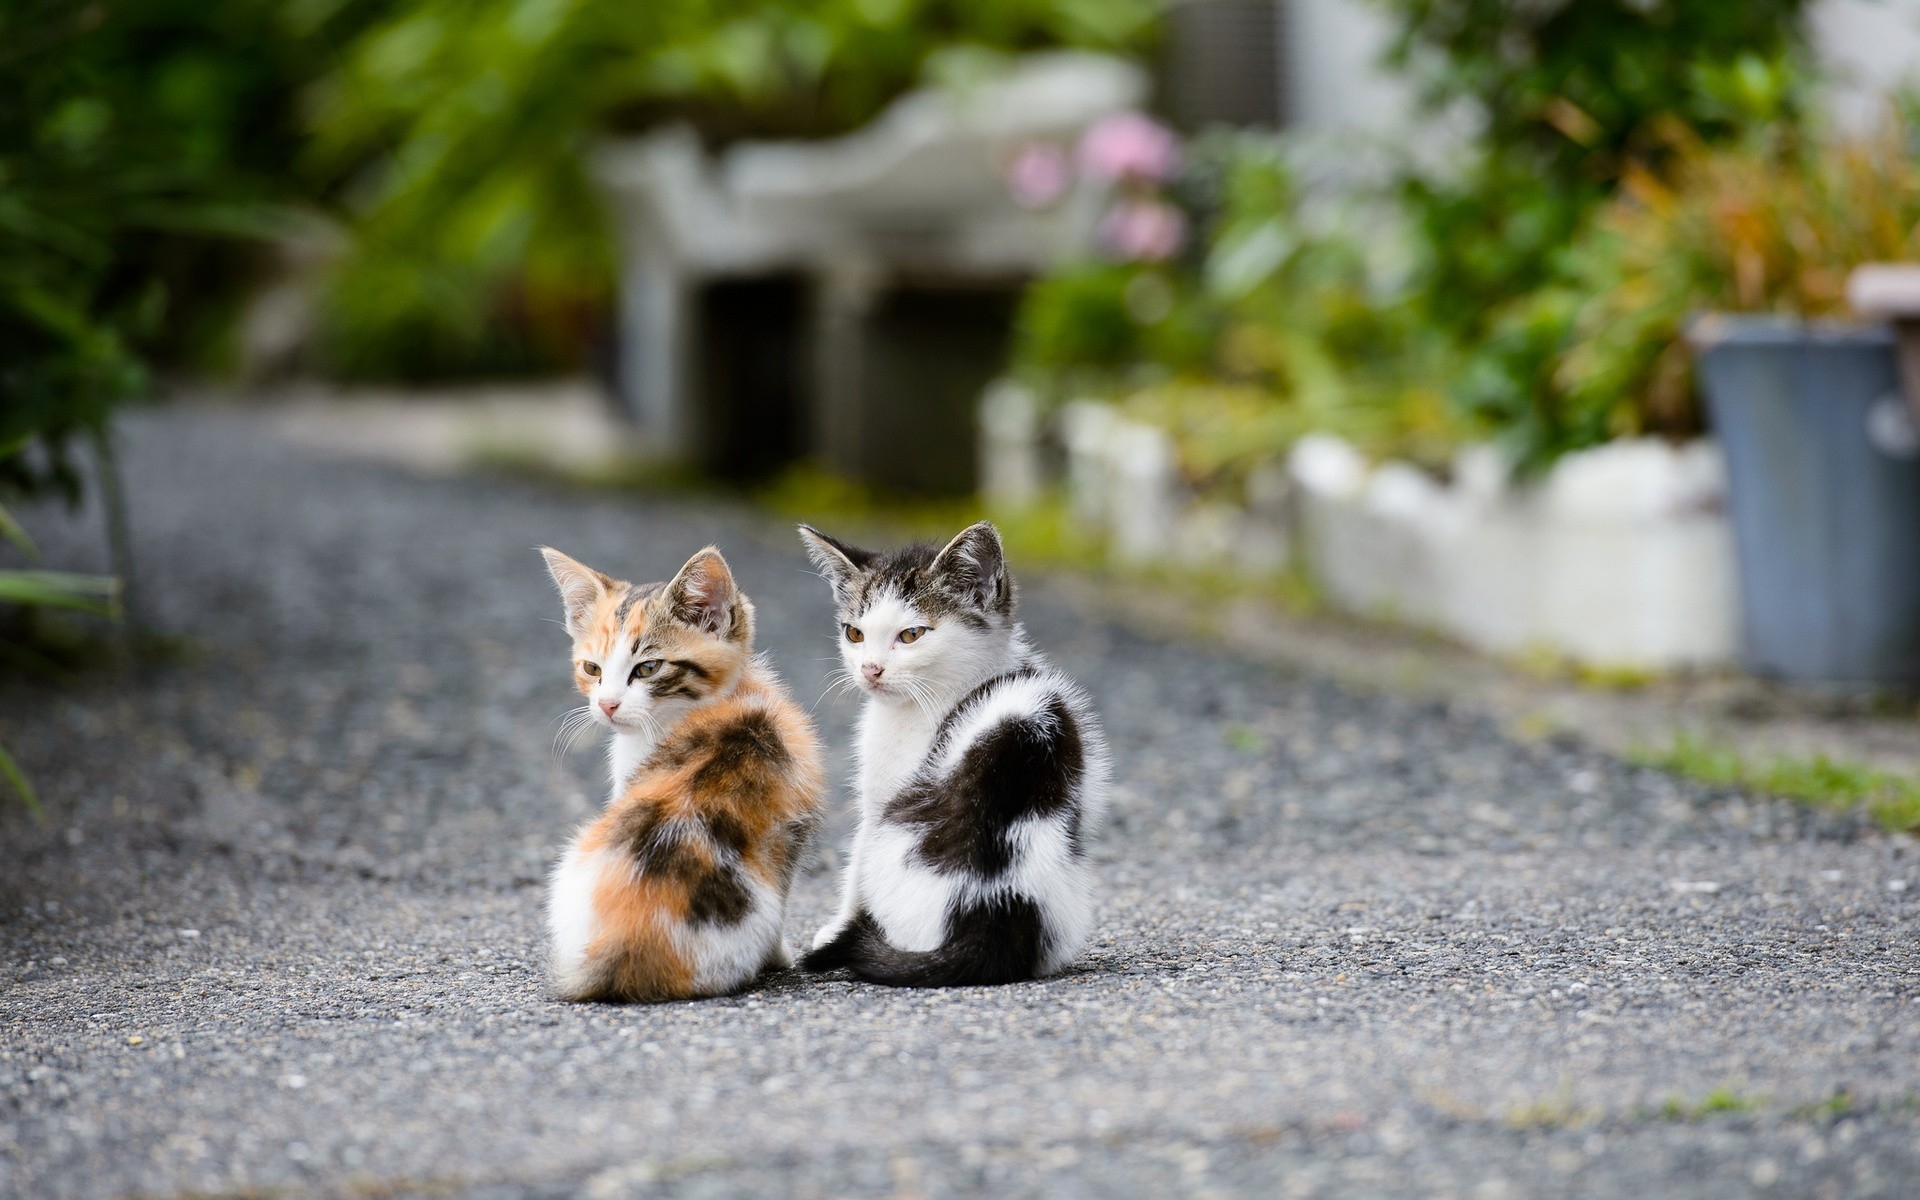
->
left=686, top=865, right=752, bottom=925
left=705, top=808, right=751, bottom=857
left=885, top=694, right=1084, bottom=876
left=689, top=710, right=791, bottom=793
left=647, top=661, right=708, bottom=701
left=772, top=811, right=821, bottom=888
left=800, top=895, right=1047, bottom=987
left=605, top=804, right=752, bottom=927
left=801, top=908, right=879, bottom=972
left=608, top=806, right=681, bottom=875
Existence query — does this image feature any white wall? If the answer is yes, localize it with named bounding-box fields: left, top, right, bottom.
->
left=1284, top=0, right=1417, bottom=137
left=1813, top=0, right=1920, bottom=130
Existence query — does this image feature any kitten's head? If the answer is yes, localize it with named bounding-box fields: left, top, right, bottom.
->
left=798, top=521, right=1014, bottom=705
left=540, top=545, right=755, bottom=735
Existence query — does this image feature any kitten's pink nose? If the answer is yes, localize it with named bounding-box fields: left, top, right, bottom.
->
left=862, top=663, right=884, bottom=683
left=599, top=699, right=621, bottom=717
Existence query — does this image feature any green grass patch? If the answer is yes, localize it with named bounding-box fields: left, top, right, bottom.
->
left=1656, top=1087, right=1764, bottom=1121
left=1635, top=732, right=1920, bottom=833
left=1505, top=1084, right=1600, bottom=1130
left=1792, top=1089, right=1854, bottom=1121
left=1224, top=724, right=1266, bottom=753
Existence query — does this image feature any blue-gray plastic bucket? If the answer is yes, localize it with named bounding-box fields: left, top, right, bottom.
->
left=1692, top=316, right=1920, bottom=684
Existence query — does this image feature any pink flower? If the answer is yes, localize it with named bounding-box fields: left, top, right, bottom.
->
left=1005, top=141, right=1071, bottom=209
left=1098, top=198, right=1188, bottom=262
left=1077, top=111, right=1182, bottom=184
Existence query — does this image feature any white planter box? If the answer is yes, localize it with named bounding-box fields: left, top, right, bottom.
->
left=1058, top=401, right=1184, bottom=564
left=1292, top=435, right=1739, bottom=670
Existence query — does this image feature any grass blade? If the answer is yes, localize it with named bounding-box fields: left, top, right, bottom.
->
left=0, top=739, right=41, bottom=818
left=0, top=505, right=37, bottom=560
left=0, top=569, right=119, bottom=616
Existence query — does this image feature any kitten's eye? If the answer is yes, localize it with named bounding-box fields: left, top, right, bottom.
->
left=844, top=625, right=864, bottom=644
left=897, top=626, right=928, bottom=645
left=631, top=659, right=663, bottom=682
left=581, top=661, right=601, bottom=678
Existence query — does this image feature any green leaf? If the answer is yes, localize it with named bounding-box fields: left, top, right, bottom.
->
left=0, top=569, right=119, bottom=616
left=0, top=506, right=38, bottom=560
left=0, top=740, right=41, bottom=817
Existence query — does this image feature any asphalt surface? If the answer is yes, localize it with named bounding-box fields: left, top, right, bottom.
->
left=2, top=408, right=1917, bottom=1200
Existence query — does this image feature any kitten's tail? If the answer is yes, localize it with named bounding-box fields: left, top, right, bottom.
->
left=801, top=897, right=1046, bottom=988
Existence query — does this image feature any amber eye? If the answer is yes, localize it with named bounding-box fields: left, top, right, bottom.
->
left=581, top=661, right=601, bottom=678
left=844, top=624, right=864, bottom=644
left=898, top=626, right=928, bottom=644
left=631, top=659, right=663, bottom=682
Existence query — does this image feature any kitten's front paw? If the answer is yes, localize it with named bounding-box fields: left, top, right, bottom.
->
left=810, top=922, right=846, bottom=951
left=765, top=940, right=795, bottom=972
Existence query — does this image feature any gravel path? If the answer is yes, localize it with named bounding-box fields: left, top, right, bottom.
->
left=3, top=409, right=1917, bottom=1200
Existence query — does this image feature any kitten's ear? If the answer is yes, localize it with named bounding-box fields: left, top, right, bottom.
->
left=664, top=546, right=745, bottom=640
left=541, top=547, right=614, bottom=636
left=930, top=522, right=1010, bottom=615
left=797, top=525, right=874, bottom=605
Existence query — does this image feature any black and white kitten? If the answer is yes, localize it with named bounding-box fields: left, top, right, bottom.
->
left=797, top=521, right=1110, bottom=987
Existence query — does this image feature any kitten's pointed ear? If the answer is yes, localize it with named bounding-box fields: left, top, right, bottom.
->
left=541, top=547, right=614, bottom=636
left=930, top=522, right=1011, bottom=615
left=798, top=525, right=874, bottom=605
left=664, top=546, right=746, bottom=640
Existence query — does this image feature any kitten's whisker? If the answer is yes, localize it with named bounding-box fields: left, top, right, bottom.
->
left=552, top=706, right=595, bottom=752
left=811, top=670, right=863, bottom=713
left=551, top=705, right=605, bottom=759
left=897, top=675, right=938, bottom=720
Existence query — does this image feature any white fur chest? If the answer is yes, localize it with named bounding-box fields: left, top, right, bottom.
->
left=606, top=729, right=658, bottom=802
left=855, top=699, right=937, bottom=814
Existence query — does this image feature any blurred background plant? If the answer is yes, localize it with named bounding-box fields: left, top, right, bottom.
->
left=1385, top=0, right=1812, bottom=333
left=1, top=0, right=370, bottom=811
left=0, top=498, right=117, bottom=814
left=1539, top=104, right=1920, bottom=454
left=1452, top=52, right=1819, bottom=470
left=1012, top=0, right=1827, bottom=476
left=307, top=0, right=1160, bottom=380
left=1, top=0, right=372, bottom=498
left=1, top=0, right=1859, bottom=489
left=1015, top=126, right=1464, bottom=486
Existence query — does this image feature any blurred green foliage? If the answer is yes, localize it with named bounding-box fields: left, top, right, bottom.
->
left=3, top=0, right=1158, bottom=406
left=1, top=0, right=380, bottom=497
left=1017, top=1, right=1820, bottom=475
left=309, top=0, right=1159, bottom=379
left=0, top=499, right=118, bottom=814
left=1446, top=54, right=1810, bottom=468
left=1016, top=133, right=1465, bottom=481
left=1387, top=0, right=1811, bottom=331
left=1502, top=105, right=1920, bottom=464
left=1383, top=0, right=1813, bottom=468
left=1638, top=732, right=1920, bottom=833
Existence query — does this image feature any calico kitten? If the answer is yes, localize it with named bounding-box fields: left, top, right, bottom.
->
left=540, top=545, right=824, bottom=1002
left=797, top=521, right=1109, bottom=987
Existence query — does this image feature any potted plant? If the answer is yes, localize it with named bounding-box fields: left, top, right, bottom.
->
left=1564, top=119, right=1920, bottom=684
